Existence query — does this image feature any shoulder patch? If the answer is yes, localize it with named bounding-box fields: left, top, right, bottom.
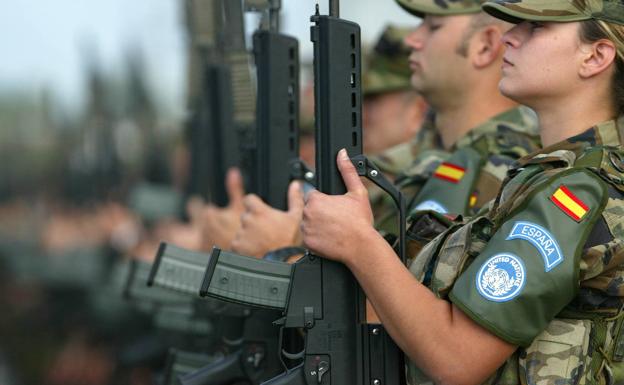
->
left=476, top=253, right=526, bottom=302
left=550, top=185, right=590, bottom=222
left=434, top=162, right=466, bottom=183
left=412, top=200, right=448, bottom=214
left=506, top=221, right=563, bottom=272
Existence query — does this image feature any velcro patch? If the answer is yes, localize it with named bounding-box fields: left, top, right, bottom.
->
left=413, top=200, right=448, bottom=214
left=506, top=221, right=563, bottom=272
left=550, top=185, right=589, bottom=222
left=433, top=162, right=466, bottom=183
left=476, top=253, right=525, bottom=302
left=469, top=193, right=477, bottom=208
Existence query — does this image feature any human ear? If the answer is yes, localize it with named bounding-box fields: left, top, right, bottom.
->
left=579, top=39, right=617, bottom=78
left=472, top=26, right=504, bottom=68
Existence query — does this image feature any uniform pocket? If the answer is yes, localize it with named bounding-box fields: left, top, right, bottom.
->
left=519, top=318, right=591, bottom=385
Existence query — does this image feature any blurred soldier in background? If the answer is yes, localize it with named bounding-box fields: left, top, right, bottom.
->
left=362, top=25, right=427, bottom=156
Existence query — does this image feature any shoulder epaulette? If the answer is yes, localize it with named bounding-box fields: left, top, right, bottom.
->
left=575, top=146, right=624, bottom=190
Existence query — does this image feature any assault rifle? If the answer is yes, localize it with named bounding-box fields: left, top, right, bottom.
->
left=199, top=1, right=407, bottom=384
left=149, top=1, right=311, bottom=383
left=163, top=349, right=221, bottom=385
left=186, top=0, right=256, bottom=206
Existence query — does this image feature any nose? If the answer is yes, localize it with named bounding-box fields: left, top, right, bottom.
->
left=404, top=25, right=425, bottom=51
left=501, top=22, right=525, bottom=49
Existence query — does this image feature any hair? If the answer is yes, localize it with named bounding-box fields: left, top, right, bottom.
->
left=455, top=13, right=511, bottom=57
left=579, top=20, right=624, bottom=115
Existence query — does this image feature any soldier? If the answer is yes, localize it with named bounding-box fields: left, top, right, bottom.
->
left=373, top=0, right=541, bottom=234
left=301, top=0, right=624, bottom=383
left=362, top=25, right=428, bottom=156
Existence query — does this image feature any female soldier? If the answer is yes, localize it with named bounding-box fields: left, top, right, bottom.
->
left=301, top=0, right=624, bottom=383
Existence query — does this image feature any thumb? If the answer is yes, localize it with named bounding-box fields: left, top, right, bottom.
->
left=287, top=181, right=305, bottom=215
left=336, top=149, right=366, bottom=196
left=226, top=167, right=245, bottom=209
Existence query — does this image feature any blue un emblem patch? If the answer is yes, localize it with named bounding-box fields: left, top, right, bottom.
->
left=476, top=254, right=525, bottom=302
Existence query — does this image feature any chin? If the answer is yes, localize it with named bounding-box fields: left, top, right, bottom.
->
left=498, top=80, right=524, bottom=103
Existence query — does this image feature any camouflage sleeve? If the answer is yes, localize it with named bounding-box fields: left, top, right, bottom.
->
left=471, top=153, right=520, bottom=213
left=449, top=169, right=609, bottom=347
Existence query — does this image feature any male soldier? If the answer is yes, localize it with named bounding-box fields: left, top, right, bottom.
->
left=369, top=0, right=543, bottom=240
left=227, top=25, right=428, bottom=258
left=362, top=25, right=428, bottom=156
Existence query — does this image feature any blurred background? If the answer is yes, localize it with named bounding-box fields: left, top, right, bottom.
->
left=0, top=1, right=417, bottom=384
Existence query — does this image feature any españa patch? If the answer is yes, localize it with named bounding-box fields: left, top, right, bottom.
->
left=506, top=221, right=563, bottom=272
left=433, top=162, right=466, bottom=184
left=550, top=185, right=589, bottom=222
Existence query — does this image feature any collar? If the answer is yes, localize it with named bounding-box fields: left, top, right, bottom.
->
left=516, top=116, right=624, bottom=168
left=452, top=106, right=539, bottom=151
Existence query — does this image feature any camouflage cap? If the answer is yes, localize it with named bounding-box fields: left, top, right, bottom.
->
left=482, top=0, right=624, bottom=25
left=395, top=0, right=484, bottom=18
left=363, top=25, right=413, bottom=96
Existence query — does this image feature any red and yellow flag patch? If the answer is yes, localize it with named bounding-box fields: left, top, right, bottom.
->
left=469, top=193, right=478, bottom=208
left=550, top=185, right=589, bottom=222
left=434, top=162, right=466, bottom=184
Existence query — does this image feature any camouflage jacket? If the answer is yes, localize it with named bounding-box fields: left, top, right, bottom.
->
left=372, top=109, right=442, bottom=179
left=373, top=106, right=540, bottom=237
left=406, top=116, right=624, bottom=385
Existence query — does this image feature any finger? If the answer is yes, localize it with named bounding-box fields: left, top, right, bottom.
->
left=186, top=196, right=204, bottom=223
left=239, top=211, right=252, bottom=228
left=336, top=148, right=366, bottom=195
left=225, top=167, right=245, bottom=209
left=243, top=194, right=265, bottom=213
left=287, top=181, right=304, bottom=215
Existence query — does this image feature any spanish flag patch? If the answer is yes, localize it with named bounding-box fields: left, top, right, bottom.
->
left=433, top=162, right=466, bottom=184
left=469, top=193, right=478, bottom=208
left=550, top=185, right=589, bottom=222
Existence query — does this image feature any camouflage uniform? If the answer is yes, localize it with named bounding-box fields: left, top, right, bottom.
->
left=406, top=116, right=624, bottom=385
left=374, top=106, right=540, bottom=236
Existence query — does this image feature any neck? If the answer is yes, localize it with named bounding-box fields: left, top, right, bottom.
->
left=434, top=87, right=517, bottom=150
left=533, top=88, right=616, bottom=147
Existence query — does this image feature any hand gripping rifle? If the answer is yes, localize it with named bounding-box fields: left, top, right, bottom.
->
left=148, top=1, right=311, bottom=383
left=199, top=2, right=407, bottom=384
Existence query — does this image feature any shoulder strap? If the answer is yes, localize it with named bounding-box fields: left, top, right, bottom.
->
left=575, top=146, right=624, bottom=192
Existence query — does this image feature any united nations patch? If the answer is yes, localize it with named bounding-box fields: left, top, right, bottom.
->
left=412, top=200, right=448, bottom=214
left=476, top=254, right=525, bottom=302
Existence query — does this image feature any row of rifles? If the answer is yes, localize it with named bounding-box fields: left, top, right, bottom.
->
left=124, top=0, right=408, bottom=384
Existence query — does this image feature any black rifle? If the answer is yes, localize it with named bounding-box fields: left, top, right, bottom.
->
left=186, top=0, right=255, bottom=206
left=149, top=1, right=310, bottom=383
left=200, top=2, right=407, bottom=384
left=162, top=349, right=221, bottom=385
